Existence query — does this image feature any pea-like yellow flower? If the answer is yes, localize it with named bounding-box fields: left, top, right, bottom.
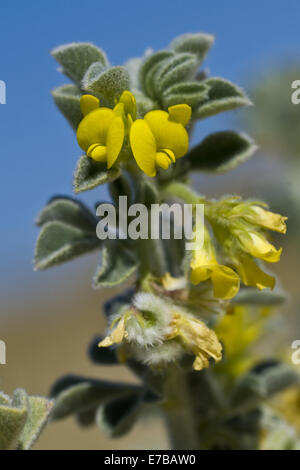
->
left=76, top=91, right=136, bottom=167
left=130, top=104, right=191, bottom=177
left=190, top=227, right=240, bottom=300
left=234, top=253, right=275, bottom=290
left=206, top=198, right=287, bottom=291
left=167, top=311, right=222, bottom=371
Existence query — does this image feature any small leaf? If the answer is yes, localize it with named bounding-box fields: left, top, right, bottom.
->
left=194, top=77, right=252, bottom=119
left=34, top=221, right=99, bottom=270
left=169, top=33, right=214, bottom=65
left=96, top=391, right=142, bottom=438
left=82, top=65, right=130, bottom=103
left=187, top=131, right=258, bottom=173
left=139, top=50, right=174, bottom=97
left=93, top=243, right=138, bottom=288
left=17, top=397, right=53, bottom=450
left=88, top=336, right=119, bottom=365
left=162, top=81, right=208, bottom=108
left=74, top=155, right=121, bottom=193
left=51, top=42, right=108, bottom=83
left=51, top=378, right=141, bottom=420
left=155, top=53, right=198, bottom=96
left=36, top=196, right=97, bottom=232
left=233, top=287, right=286, bottom=306
left=52, top=84, right=82, bottom=130
left=0, top=389, right=28, bottom=450
left=124, top=57, right=143, bottom=89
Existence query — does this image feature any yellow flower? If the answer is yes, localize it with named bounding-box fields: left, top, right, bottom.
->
left=168, top=312, right=222, bottom=371
left=190, top=227, right=240, bottom=299
left=215, top=305, right=263, bottom=378
left=234, top=253, right=275, bottom=290
left=76, top=91, right=137, bottom=167
left=232, top=229, right=282, bottom=263
left=232, top=203, right=287, bottom=234
left=130, top=104, right=191, bottom=177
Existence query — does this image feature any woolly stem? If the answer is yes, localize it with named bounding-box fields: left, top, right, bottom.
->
left=162, top=366, right=198, bottom=450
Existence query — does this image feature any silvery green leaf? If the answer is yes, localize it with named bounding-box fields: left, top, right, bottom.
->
left=96, top=391, right=142, bottom=438
left=194, top=77, right=252, bottom=119
left=169, top=33, right=214, bottom=65
left=51, top=377, right=141, bottom=421
left=155, top=53, right=198, bottom=96
left=74, top=155, right=121, bottom=193
left=162, top=81, right=208, bottom=108
left=0, top=389, right=28, bottom=450
left=17, top=397, right=53, bottom=450
left=52, top=84, right=82, bottom=130
left=124, top=57, right=143, bottom=89
left=231, top=363, right=299, bottom=412
left=51, top=42, right=108, bottom=83
left=187, top=131, right=258, bottom=173
left=34, top=221, right=100, bottom=270
left=233, top=287, right=286, bottom=306
left=82, top=65, right=130, bottom=103
left=93, top=244, right=138, bottom=288
left=36, top=196, right=97, bottom=232
left=139, top=50, right=174, bottom=97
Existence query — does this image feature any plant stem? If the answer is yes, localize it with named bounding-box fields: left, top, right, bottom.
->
left=162, top=366, right=198, bottom=450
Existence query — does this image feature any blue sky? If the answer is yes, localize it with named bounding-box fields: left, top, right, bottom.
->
left=0, top=0, right=299, bottom=297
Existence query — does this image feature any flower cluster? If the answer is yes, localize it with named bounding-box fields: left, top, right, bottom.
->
left=190, top=197, right=287, bottom=299
left=99, top=292, right=222, bottom=371
left=77, top=91, right=191, bottom=177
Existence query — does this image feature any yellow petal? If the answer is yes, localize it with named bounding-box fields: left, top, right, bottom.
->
left=106, top=116, right=125, bottom=168
left=237, top=231, right=282, bottom=263
left=98, top=317, right=126, bottom=347
left=247, top=206, right=287, bottom=234
left=155, top=151, right=173, bottom=170
left=190, top=266, right=210, bottom=284
left=168, top=104, right=191, bottom=126
left=119, top=90, right=136, bottom=120
left=87, top=143, right=107, bottom=162
left=80, top=94, right=100, bottom=116
left=144, top=110, right=189, bottom=158
left=210, top=265, right=240, bottom=299
left=130, top=119, right=157, bottom=176
left=77, top=108, right=115, bottom=152
left=235, top=254, right=275, bottom=290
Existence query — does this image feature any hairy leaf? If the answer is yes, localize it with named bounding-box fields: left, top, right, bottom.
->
left=96, top=391, right=142, bottom=438
left=187, top=131, right=257, bottom=173
left=51, top=42, right=108, bottom=83
left=194, top=77, right=252, bottom=119
left=169, top=33, right=214, bottom=65
left=93, top=244, right=138, bottom=288
left=74, top=155, right=121, bottom=193
left=52, top=84, right=82, bottom=130
left=163, top=81, right=208, bottom=108
left=82, top=65, right=130, bottom=103
left=34, top=221, right=99, bottom=270
left=36, top=196, right=97, bottom=232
